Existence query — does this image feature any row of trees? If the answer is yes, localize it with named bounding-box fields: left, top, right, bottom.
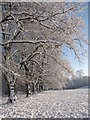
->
left=0, top=2, right=87, bottom=103
left=66, top=70, right=88, bottom=89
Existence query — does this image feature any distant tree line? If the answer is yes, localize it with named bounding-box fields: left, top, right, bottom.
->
left=66, top=70, right=88, bottom=89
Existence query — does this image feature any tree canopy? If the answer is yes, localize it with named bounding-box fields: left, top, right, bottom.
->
left=0, top=2, right=87, bottom=103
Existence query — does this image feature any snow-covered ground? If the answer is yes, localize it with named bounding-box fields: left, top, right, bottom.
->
left=0, top=88, right=88, bottom=118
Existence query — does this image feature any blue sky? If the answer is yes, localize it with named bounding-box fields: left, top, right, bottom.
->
left=62, top=2, right=88, bottom=76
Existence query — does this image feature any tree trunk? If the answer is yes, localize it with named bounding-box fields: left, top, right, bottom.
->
left=37, top=82, right=39, bottom=93
left=26, top=83, right=32, bottom=97
left=34, top=82, right=37, bottom=93
left=8, top=81, right=17, bottom=103
left=28, top=83, right=32, bottom=95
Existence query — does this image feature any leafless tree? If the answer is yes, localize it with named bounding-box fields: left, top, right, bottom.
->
left=0, top=2, right=87, bottom=103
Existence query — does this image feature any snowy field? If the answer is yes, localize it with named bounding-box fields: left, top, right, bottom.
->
left=0, top=88, right=88, bottom=119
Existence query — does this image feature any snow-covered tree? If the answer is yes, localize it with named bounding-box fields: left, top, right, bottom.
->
left=76, top=69, right=84, bottom=79
left=0, top=2, right=87, bottom=103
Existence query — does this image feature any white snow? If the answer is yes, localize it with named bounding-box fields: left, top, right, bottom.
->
left=0, top=88, right=88, bottom=118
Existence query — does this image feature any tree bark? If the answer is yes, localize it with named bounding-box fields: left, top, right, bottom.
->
left=37, top=82, right=39, bottom=93
left=33, top=82, right=37, bottom=93
left=8, top=81, right=17, bottom=103
left=28, top=83, right=32, bottom=95
left=26, top=83, right=32, bottom=97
